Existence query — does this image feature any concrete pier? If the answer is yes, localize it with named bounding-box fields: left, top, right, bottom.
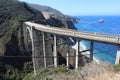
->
left=53, top=35, right=57, bottom=67
left=31, top=26, right=37, bottom=75
left=115, top=45, right=120, bottom=64
left=75, top=39, right=80, bottom=69
left=66, top=40, right=70, bottom=69
left=31, top=26, right=43, bottom=75
left=89, top=41, right=94, bottom=61
left=42, top=32, right=47, bottom=68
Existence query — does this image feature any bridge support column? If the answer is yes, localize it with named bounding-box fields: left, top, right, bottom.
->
left=31, top=26, right=37, bottom=75
left=75, top=39, right=80, bottom=69
left=31, top=26, right=42, bottom=75
left=54, top=35, right=57, bottom=67
left=42, top=32, right=46, bottom=68
left=66, top=41, right=70, bottom=69
left=23, top=24, right=29, bottom=52
left=115, top=45, right=120, bottom=64
left=89, top=41, right=94, bottom=62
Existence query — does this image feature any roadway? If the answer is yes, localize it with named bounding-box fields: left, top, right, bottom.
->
left=24, top=21, right=120, bottom=45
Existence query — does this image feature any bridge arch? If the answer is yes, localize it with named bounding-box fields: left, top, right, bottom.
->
left=23, top=25, right=33, bottom=54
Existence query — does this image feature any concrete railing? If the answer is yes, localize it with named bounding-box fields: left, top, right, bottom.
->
left=24, top=21, right=120, bottom=44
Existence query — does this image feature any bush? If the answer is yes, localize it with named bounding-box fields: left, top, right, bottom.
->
left=114, top=64, right=120, bottom=72
left=0, top=0, right=38, bottom=80
left=53, top=63, right=120, bottom=80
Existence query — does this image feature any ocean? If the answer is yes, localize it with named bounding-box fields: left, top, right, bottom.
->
left=75, top=16, right=120, bottom=64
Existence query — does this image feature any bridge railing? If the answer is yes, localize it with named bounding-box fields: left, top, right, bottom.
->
left=45, top=25, right=120, bottom=38
left=39, top=25, right=120, bottom=42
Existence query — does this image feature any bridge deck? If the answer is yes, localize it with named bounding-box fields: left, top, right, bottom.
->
left=24, top=21, right=120, bottom=44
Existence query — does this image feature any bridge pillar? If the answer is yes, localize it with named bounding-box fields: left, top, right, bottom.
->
left=53, top=35, right=57, bottom=67
left=89, top=41, right=94, bottom=62
left=75, top=39, right=80, bottom=69
left=23, top=24, right=29, bottom=52
left=115, top=45, right=120, bottom=64
left=31, top=26, right=37, bottom=75
left=31, top=26, right=43, bottom=75
left=66, top=40, right=70, bottom=69
left=42, top=32, right=47, bottom=68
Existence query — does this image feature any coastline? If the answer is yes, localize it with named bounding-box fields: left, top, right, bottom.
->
left=72, top=41, right=100, bottom=64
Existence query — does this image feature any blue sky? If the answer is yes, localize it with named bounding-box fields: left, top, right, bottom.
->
left=19, top=0, right=120, bottom=16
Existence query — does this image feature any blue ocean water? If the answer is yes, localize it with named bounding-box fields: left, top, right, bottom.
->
left=75, top=16, right=120, bottom=64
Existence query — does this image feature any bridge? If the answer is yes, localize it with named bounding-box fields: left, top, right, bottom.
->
left=23, top=21, right=120, bottom=75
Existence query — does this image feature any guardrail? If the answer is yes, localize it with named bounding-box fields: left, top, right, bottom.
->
left=24, top=22, right=120, bottom=44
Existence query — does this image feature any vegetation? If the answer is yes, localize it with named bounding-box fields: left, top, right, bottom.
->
left=31, top=65, right=72, bottom=80
left=0, top=0, right=39, bottom=79
left=23, top=71, right=34, bottom=80
left=114, top=64, right=120, bottom=72
left=0, top=0, right=38, bottom=54
left=28, top=63, right=120, bottom=80
left=1, top=0, right=119, bottom=80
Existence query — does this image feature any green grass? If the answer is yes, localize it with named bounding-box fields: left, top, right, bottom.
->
left=23, top=71, right=34, bottom=80
left=32, top=66, right=72, bottom=80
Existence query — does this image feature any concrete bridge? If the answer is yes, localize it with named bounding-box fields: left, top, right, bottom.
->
left=23, top=21, right=120, bottom=75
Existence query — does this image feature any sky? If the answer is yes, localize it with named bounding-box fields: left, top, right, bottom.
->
left=19, top=0, right=120, bottom=16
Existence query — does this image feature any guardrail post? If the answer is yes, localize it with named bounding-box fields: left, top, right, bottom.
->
left=53, top=35, right=57, bottom=67
left=115, top=45, right=120, bottom=64
left=42, top=32, right=47, bottom=68
left=75, top=39, right=79, bottom=69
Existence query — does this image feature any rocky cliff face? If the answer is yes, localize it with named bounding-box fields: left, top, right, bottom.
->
left=28, top=3, right=77, bottom=30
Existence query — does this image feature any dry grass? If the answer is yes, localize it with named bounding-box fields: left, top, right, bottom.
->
left=54, top=62, right=120, bottom=80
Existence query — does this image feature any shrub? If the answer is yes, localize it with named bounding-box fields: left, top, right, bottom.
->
left=114, top=64, right=120, bottom=72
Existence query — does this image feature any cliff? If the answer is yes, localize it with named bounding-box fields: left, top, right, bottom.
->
left=0, top=0, right=40, bottom=79
left=28, top=3, right=78, bottom=29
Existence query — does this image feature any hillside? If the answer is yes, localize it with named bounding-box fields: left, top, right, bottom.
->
left=0, top=0, right=77, bottom=80
left=24, top=62, right=120, bottom=80
left=27, top=3, right=63, bottom=15
left=0, top=0, right=43, bottom=79
left=27, top=3, right=80, bottom=26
